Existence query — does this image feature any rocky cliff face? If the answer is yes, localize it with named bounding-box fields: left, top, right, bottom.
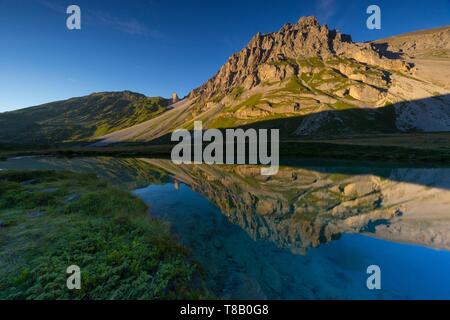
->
left=189, top=16, right=409, bottom=102
left=95, top=18, right=450, bottom=144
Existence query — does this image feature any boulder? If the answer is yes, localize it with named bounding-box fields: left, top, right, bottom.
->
left=349, top=84, right=386, bottom=102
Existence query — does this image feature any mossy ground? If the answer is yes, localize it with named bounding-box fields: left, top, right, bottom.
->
left=0, top=170, right=208, bottom=300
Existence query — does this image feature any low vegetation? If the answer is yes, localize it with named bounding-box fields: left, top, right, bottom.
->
left=0, top=92, right=170, bottom=145
left=0, top=170, right=207, bottom=300
left=1, top=132, right=450, bottom=165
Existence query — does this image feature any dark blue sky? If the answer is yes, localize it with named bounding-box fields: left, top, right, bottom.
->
left=1, top=0, right=449, bottom=111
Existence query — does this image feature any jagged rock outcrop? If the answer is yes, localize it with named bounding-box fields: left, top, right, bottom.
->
left=257, top=64, right=298, bottom=83
left=172, top=92, right=180, bottom=103
left=93, top=19, right=450, bottom=145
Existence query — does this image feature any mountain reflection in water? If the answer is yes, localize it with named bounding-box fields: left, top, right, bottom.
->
left=2, top=156, right=450, bottom=299
left=138, top=159, right=450, bottom=253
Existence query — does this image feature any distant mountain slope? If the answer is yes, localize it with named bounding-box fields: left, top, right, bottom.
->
left=373, top=26, right=450, bottom=91
left=93, top=98, right=197, bottom=145
left=96, top=17, right=450, bottom=145
left=373, top=26, right=450, bottom=58
left=0, top=91, right=170, bottom=145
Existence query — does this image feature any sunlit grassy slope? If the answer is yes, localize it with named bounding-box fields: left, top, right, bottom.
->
left=0, top=91, right=169, bottom=145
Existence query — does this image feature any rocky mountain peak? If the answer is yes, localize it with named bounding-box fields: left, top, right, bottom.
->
left=298, top=15, right=319, bottom=26
left=92, top=23, right=450, bottom=145
left=189, top=16, right=406, bottom=102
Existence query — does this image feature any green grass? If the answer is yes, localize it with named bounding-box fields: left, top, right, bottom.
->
left=208, top=116, right=238, bottom=129
left=284, top=77, right=311, bottom=94
left=328, top=173, right=350, bottom=183
left=226, top=93, right=263, bottom=114
left=2, top=131, right=450, bottom=165
left=332, top=101, right=355, bottom=110
left=0, top=170, right=208, bottom=300
left=237, top=94, right=263, bottom=109
left=299, top=57, right=325, bottom=68
left=300, top=72, right=313, bottom=83
left=229, top=87, right=244, bottom=99
left=0, top=92, right=170, bottom=145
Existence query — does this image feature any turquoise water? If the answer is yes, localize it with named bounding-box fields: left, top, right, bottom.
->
left=2, top=156, right=450, bottom=299
left=134, top=183, right=450, bottom=300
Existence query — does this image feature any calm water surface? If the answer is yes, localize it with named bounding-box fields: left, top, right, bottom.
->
left=2, top=156, right=450, bottom=299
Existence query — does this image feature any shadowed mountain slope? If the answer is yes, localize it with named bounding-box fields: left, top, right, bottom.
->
left=96, top=94, right=450, bottom=148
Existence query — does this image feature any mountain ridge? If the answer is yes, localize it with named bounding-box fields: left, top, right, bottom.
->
left=0, top=91, right=169, bottom=144
left=96, top=17, right=450, bottom=145
left=2, top=17, right=450, bottom=145
left=188, top=16, right=411, bottom=103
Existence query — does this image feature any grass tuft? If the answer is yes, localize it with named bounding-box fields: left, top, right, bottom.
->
left=0, top=170, right=208, bottom=300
